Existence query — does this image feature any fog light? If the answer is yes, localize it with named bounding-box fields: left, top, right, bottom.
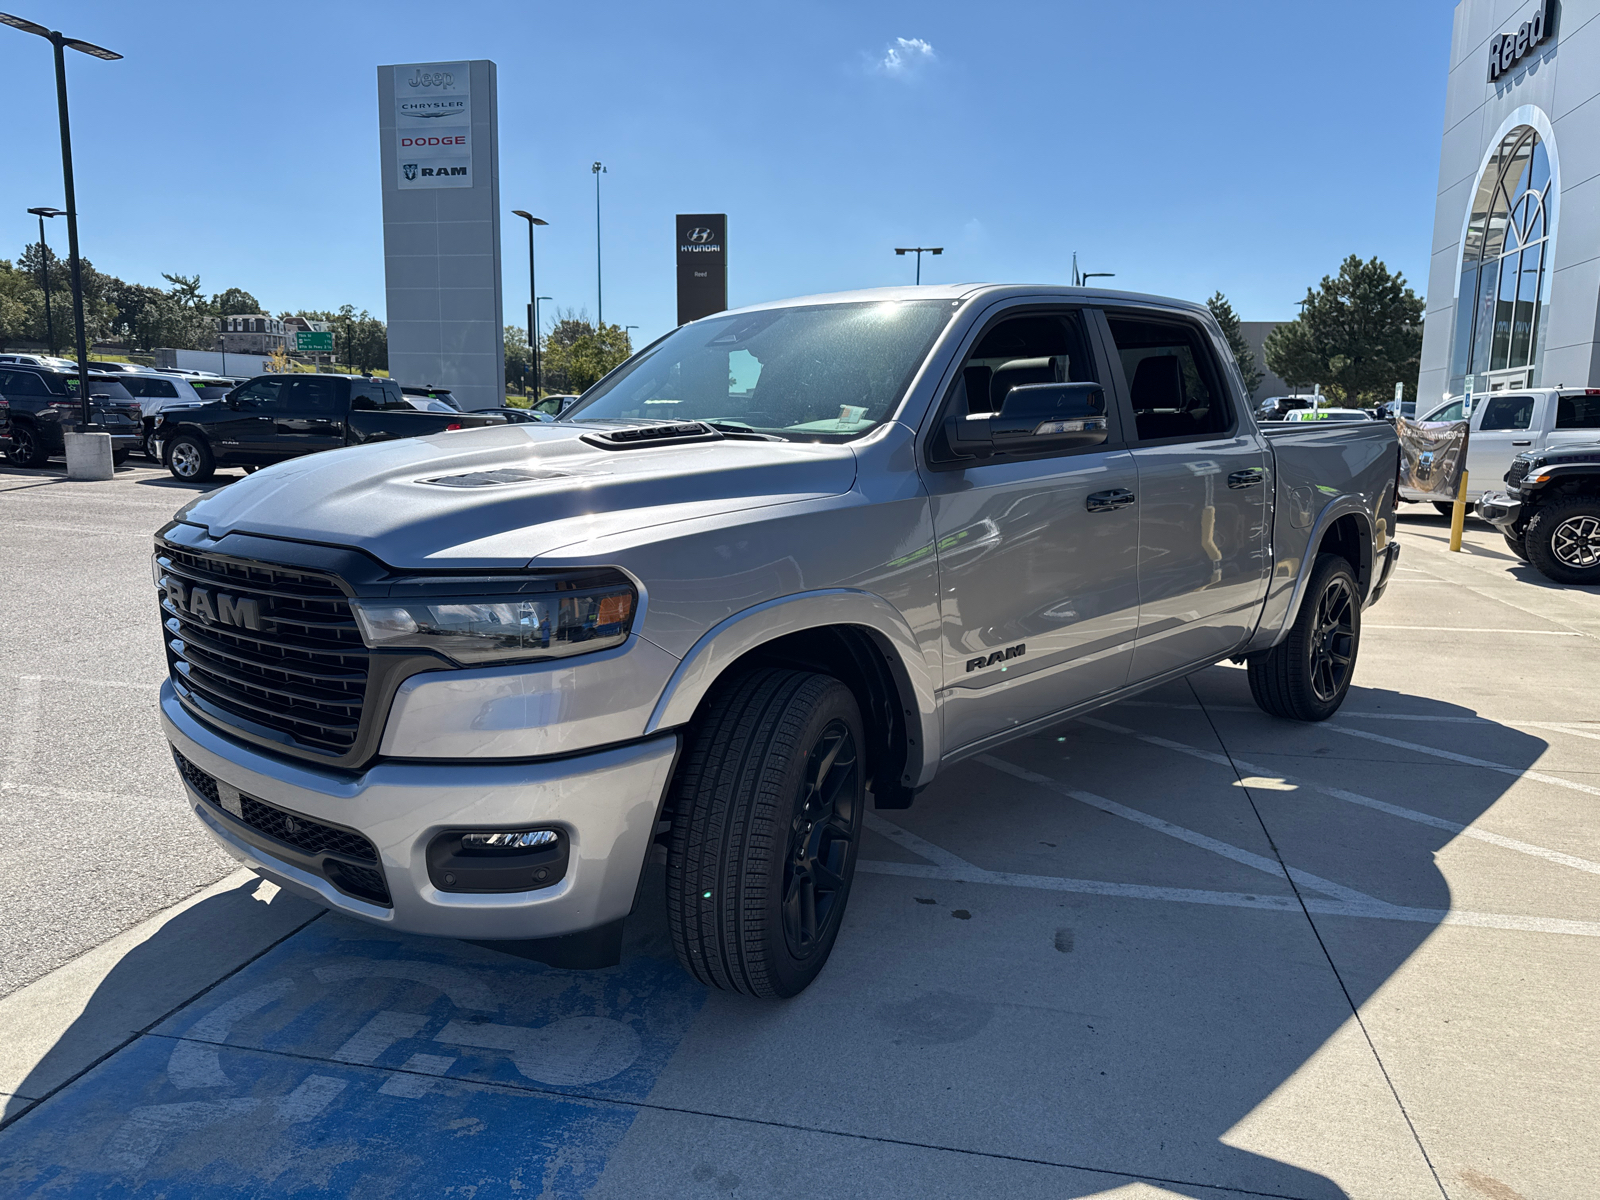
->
left=461, top=830, right=558, bottom=850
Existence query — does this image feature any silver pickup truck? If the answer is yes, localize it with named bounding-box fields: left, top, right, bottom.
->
left=154, top=285, right=1401, bottom=998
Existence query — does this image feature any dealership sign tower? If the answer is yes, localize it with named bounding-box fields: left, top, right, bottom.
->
left=377, top=61, right=504, bottom=411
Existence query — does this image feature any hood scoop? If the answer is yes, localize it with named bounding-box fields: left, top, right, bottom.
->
left=579, top=421, right=722, bottom=450
left=422, top=467, right=574, bottom=488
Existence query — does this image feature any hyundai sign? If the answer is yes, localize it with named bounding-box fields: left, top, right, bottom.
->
left=677, top=213, right=727, bottom=325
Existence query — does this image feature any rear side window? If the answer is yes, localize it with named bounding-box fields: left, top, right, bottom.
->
left=1105, top=314, right=1233, bottom=442
left=1479, top=395, right=1534, bottom=430
left=296, top=377, right=345, bottom=414
left=1556, top=395, right=1600, bottom=429
left=121, top=378, right=180, bottom=399
left=0, top=370, right=51, bottom=396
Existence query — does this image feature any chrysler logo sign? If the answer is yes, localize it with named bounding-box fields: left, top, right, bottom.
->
left=1489, top=0, right=1554, bottom=81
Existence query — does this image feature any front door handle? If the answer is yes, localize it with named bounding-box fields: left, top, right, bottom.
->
left=1228, top=468, right=1266, bottom=489
left=1086, top=488, right=1136, bottom=512
left=1512, top=440, right=1532, bottom=446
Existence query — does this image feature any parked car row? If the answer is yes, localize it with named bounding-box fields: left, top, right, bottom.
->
left=0, top=363, right=143, bottom=467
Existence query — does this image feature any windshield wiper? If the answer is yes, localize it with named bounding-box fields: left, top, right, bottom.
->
left=701, top=420, right=789, bottom=442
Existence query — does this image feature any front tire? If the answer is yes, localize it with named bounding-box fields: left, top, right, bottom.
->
left=1248, top=553, right=1362, bottom=721
left=1524, top=498, right=1600, bottom=585
left=1503, top=527, right=1529, bottom=561
left=7, top=423, right=48, bottom=468
left=166, top=434, right=215, bottom=482
left=666, top=668, right=865, bottom=999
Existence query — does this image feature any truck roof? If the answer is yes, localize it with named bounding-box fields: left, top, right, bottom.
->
left=712, top=283, right=1210, bottom=320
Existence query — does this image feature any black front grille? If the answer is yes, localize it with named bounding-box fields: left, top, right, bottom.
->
left=158, top=547, right=369, bottom=757
left=173, top=749, right=390, bottom=906
left=1507, top=459, right=1531, bottom=487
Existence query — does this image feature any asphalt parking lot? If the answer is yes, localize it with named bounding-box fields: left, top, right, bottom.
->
left=2, top=460, right=1597, bottom=1199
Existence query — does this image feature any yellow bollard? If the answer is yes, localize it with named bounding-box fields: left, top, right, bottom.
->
left=1449, top=468, right=1470, bottom=552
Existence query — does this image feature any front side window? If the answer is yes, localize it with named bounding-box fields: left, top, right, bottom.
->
left=233, top=378, right=288, bottom=411
left=1451, top=125, right=1555, bottom=391
left=1479, top=394, right=1535, bottom=431
left=1106, top=314, right=1232, bottom=442
left=568, top=300, right=954, bottom=441
left=1426, top=399, right=1465, bottom=423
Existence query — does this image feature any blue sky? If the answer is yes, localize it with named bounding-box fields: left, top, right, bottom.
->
left=3, top=0, right=1457, bottom=344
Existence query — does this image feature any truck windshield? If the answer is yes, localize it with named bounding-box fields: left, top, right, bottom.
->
left=566, top=300, right=954, bottom=441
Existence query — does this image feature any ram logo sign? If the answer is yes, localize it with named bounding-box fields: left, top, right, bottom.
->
left=164, top=581, right=262, bottom=631
left=966, top=643, right=1026, bottom=673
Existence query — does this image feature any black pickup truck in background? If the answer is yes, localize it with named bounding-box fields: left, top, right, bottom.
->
left=0, top=365, right=144, bottom=468
left=152, top=374, right=508, bottom=481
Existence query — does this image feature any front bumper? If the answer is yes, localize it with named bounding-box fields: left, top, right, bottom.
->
left=162, top=681, right=678, bottom=940
left=1475, top=491, right=1522, bottom=528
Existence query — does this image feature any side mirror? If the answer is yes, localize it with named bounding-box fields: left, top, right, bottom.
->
left=944, top=382, right=1109, bottom=458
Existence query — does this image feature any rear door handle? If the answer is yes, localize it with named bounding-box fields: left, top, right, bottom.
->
left=1228, top=468, right=1266, bottom=489
left=1086, top=488, right=1136, bottom=512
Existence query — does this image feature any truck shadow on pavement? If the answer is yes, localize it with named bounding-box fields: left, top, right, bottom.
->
left=0, top=673, right=1553, bottom=1198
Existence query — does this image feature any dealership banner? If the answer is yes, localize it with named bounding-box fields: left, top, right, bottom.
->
left=394, top=61, right=472, bottom=189
left=1397, top=416, right=1469, bottom=496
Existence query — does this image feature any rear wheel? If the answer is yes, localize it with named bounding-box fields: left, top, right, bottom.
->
left=1248, top=554, right=1361, bottom=721
left=1524, top=498, right=1600, bottom=585
left=666, top=668, right=865, bottom=999
left=1432, top=501, right=1458, bottom=519
left=166, top=434, right=215, bottom=482
left=112, top=448, right=130, bottom=468
left=7, top=423, right=48, bottom=468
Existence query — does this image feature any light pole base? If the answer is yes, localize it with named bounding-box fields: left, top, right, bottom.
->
left=65, top=431, right=115, bottom=481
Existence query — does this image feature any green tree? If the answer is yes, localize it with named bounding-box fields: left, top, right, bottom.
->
left=333, top=304, right=387, bottom=373
left=504, top=324, right=531, bottom=395
left=17, top=242, right=116, bottom=350
left=1263, top=255, right=1424, bottom=406
left=541, top=310, right=632, bottom=394
left=213, top=287, right=261, bottom=316
left=1206, top=292, right=1263, bottom=398
left=0, top=258, right=40, bottom=351
left=162, top=272, right=207, bottom=311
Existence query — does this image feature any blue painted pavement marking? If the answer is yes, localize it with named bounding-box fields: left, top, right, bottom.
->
left=0, top=915, right=706, bottom=1196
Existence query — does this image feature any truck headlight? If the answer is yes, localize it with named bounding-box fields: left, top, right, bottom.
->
left=350, top=570, right=636, bottom=664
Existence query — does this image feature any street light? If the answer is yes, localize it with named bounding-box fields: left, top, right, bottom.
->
left=511, top=210, right=548, bottom=398
left=591, top=162, right=607, bottom=328
left=624, top=324, right=638, bottom=349
left=25, top=206, right=65, bottom=355
left=2, top=12, right=122, bottom=429
left=894, top=246, right=942, bottom=285
left=1082, top=272, right=1116, bottom=284
left=530, top=296, right=551, bottom=397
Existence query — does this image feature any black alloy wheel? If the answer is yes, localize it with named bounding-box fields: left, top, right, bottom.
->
left=7, top=423, right=48, bottom=468
left=666, top=667, right=866, bottom=998
left=1525, top=498, right=1600, bottom=585
left=143, top=432, right=160, bottom=461
left=781, top=718, right=859, bottom=960
left=1247, top=553, right=1363, bottom=721
left=1308, top=574, right=1357, bottom=704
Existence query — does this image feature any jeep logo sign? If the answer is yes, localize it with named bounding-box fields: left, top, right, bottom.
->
left=164, top=580, right=262, bottom=631
left=1489, top=0, right=1555, bottom=81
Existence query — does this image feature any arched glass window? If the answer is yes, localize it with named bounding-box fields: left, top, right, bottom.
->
left=1450, top=125, right=1554, bottom=391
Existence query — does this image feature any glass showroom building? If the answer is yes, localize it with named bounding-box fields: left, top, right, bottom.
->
left=1419, top=0, right=1600, bottom=401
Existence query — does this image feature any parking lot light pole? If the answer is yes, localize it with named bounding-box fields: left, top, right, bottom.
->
left=25, top=206, right=65, bottom=355
left=2, top=14, right=121, bottom=428
left=592, top=162, right=606, bottom=328
left=894, top=246, right=942, bottom=285
left=533, top=296, right=551, bottom=396
left=510, top=211, right=548, bottom=399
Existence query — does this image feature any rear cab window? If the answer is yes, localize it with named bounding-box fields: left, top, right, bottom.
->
left=1556, top=394, right=1600, bottom=429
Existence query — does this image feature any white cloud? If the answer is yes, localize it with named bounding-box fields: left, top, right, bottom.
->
left=878, top=37, right=936, bottom=78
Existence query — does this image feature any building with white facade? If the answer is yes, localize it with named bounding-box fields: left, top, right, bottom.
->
left=1419, top=0, right=1600, bottom=402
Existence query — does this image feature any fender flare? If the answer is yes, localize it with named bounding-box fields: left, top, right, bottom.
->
left=644, top=588, right=941, bottom=789
left=1257, top=497, right=1374, bottom=650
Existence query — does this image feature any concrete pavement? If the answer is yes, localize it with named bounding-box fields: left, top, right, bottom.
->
left=0, top=467, right=1596, bottom=1198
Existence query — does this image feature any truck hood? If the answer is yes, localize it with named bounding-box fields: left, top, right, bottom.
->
left=175, top=422, right=859, bottom=568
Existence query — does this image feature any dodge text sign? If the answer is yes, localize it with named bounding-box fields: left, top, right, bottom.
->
left=676, top=213, right=727, bottom=325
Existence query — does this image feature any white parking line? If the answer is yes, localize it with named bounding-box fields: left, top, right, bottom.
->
left=1326, top=724, right=1600, bottom=798
left=1076, top=716, right=1600, bottom=878
left=1118, top=699, right=1600, bottom=739
left=975, top=755, right=1380, bottom=905
left=1363, top=625, right=1581, bottom=635
left=854, top=857, right=1600, bottom=939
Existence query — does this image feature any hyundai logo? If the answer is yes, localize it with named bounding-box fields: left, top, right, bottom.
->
left=685, top=227, right=714, bottom=244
